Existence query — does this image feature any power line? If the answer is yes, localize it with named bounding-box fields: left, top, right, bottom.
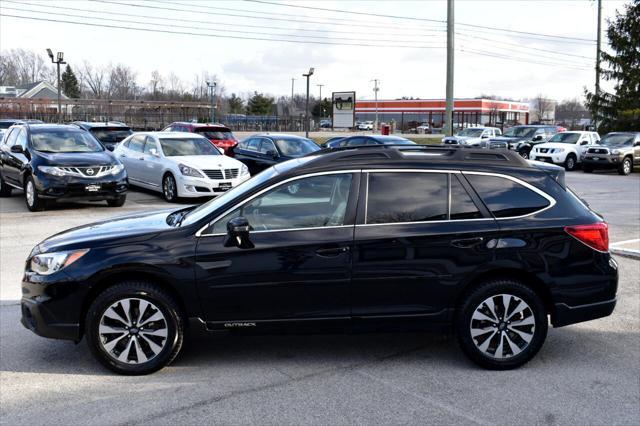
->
left=245, top=0, right=597, bottom=44
left=457, top=48, right=591, bottom=71
left=0, top=5, right=445, bottom=46
left=5, top=0, right=445, bottom=39
left=0, top=13, right=445, bottom=49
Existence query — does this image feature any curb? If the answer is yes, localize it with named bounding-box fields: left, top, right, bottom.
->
left=610, top=248, right=640, bottom=260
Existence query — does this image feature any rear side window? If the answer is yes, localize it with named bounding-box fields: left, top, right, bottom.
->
left=366, top=172, right=447, bottom=224
left=450, top=175, right=482, bottom=220
left=128, top=135, right=145, bottom=153
left=465, top=174, right=550, bottom=218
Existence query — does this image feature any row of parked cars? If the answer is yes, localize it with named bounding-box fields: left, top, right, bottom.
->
left=442, top=124, right=640, bottom=174
left=0, top=119, right=331, bottom=211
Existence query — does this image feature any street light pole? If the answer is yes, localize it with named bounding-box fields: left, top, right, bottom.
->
left=317, top=84, right=324, bottom=118
left=206, top=81, right=216, bottom=123
left=302, top=67, right=314, bottom=138
left=371, top=79, right=380, bottom=132
left=445, top=0, right=455, bottom=137
left=594, top=0, right=602, bottom=131
left=46, top=49, right=66, bottom=123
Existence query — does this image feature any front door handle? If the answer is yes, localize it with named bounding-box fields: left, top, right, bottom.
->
left=451, top=237, right=484, bottom=248
left=315, top=246, right=350, bottom=257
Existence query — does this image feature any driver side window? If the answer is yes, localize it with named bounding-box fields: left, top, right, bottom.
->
left=211, top=173, right=353, bottom=233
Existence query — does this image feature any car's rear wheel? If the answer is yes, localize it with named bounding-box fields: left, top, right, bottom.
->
left=0, top=173, right=13, bottom=197
left=618, top=157, right=632, bottom=175
left=85, top=282, right=184, bottom=375
left=24, top=176, right=46, bottom=212
left=564, top=154, right=577, bottom=171
left=107, top=195, right=126, bottom=207
left=162, top=174, right=179, bottom=202
left=456, top=279, right=548, bottom=370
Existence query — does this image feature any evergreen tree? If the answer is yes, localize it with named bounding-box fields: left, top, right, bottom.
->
left=228, top=93, right=244, bottom=114
left=246, top=91, right=275, bottom=115
left=61, top=64, right=81, bottom=98
left=312, top=98, right=332, bottom=118
left=586, top=1, right=640, bottom=132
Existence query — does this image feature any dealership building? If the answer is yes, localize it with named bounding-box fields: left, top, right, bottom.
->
left=354, top=98, right=530, bottom=130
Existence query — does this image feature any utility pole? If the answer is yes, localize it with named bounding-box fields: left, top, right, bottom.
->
left=206, top=81, right=216, bottom=123
left=317, top=84, right=324, bottom=118
left=594, top=0, right=602, bottom=132
left=46, top=49, right=66, bottom=123
left=303, top=68, right=314, bottom=137
left=371, top=79, right=380, bottom=132
left=291, top=78, right=296, bottom=101
left=445, top=0, right=454, bottom=137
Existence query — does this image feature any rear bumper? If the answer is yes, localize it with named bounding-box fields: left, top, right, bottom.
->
left=552, top=298, right=616, bottom=327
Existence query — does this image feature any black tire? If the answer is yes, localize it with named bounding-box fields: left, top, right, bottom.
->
left=455, top=279, right=548, bottom=370
left=519, top=150, right=530, bottom=160
left=618, top=157, right=632, bottom=175
left=24, top=176, right=46, bottom=212
left=0, top=173, right=13, bottom=197
left=162, top=173, right=179, bottom=202
left=85, top=281, right=184, bottom=375
left=107, top=195, right=126, bottom=207
left=564, top=154, right=577, bottom=171
left=583, top=165, right=593, bottom=173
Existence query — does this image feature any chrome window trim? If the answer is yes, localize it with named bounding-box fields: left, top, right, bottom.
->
left=461, top=171, right=557, bottom=220
left=361, top=168, right=557, bottom=227
left=196, top=170, right=361, bottom=237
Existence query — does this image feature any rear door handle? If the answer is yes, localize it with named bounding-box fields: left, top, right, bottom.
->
left=451, top=237, right=484, bottom=248
left=315, top=246, right=350, bottom=257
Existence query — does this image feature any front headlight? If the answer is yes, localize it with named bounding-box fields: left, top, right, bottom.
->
left=30, top=249, right=89, bottom=275
left=111, top=163, right=125, bottom=175
left=612, top=149, right=621, bottom=155
left=240, top=164, right=250, bottom=176
left=553, top=148, right=565, bottom=153
left=37, top=166, right=66, bottom=177
left=178, top=163, right=204, bottom=177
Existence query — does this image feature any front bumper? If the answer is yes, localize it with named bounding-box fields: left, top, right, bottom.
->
left=530, top=154, right=565, bottom=165
left=177, top=173, right=250, bottom=198
left=583, top=155, right=622, bottom=168
left=34, top=171, right=128, bottom=201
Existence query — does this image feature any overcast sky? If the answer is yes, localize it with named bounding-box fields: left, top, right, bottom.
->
left=0, top=0, right=630, bottom=102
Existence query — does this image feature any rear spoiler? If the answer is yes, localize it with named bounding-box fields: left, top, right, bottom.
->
left=527, top=160, right=566, bottom=189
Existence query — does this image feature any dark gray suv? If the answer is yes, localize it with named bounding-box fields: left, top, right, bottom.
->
left=583, top=132, right=640, bottom=175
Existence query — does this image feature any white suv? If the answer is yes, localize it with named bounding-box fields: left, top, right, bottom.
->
left=530, top=131, right=600, bottom=171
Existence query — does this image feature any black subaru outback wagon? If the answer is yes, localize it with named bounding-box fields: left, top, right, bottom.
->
left=21, top=146, right=617, bottom=374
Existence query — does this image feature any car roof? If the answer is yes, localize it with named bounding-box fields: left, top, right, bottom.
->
left=20, top=124, right=83, bottom=131
left=605, top=132, right=639, bottom=136
left=142, top=131, right=209, bottom=139
left=170, top=122, right=230, bottom=129
left=254, top=133, right=312, bottom=140
left=72, top=121, right=130, bottom=128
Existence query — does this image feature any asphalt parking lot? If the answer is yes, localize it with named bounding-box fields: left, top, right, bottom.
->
left=1, top=170, right=639, bottom=425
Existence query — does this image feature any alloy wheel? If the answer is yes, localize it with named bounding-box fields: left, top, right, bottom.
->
left=567, top=157, right=575, bottom=170
left=98, top=298, right=168, bottom=364
left=623, top=159, right=631, bottom=174
left=520, top=151, right=529, bottom=160
left=469, top=293, right=535, bottom=359
left=163, top=176, right=176, bottom=201
left=26, top=180, right=35, bottom=207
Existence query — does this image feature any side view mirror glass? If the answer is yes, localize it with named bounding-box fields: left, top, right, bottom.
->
left=224, top=216, right=254, bottom=249
left=149, top=148, right=159, bottom=157
left=580, top=141, right=589, bottom=145
left=533, top=135, right=543, bottom=141
left=106, top=145, right=115, bottom=152
left=266, top=149, right=278, bottom=158
left=10, top=145, right=24, bottom=153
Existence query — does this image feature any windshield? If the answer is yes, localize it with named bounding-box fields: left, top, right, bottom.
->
left=457, top=128, right=483, bottom=137
left=181, top=167, right=279, bottom=226
left=275, top=138, right=320, bottom=157
left=31, top=129, right=103, bottom=153
left=159, top=137, right=221, bottom=156
left=90, top=128, right=132, bottom=143
left=600, top=134, right=635, bottom=147
left=548, top=133, right=580, bottom=144
left=503, top=127, right=537, bottom=138
left=195, top=128, right=235, bottom=140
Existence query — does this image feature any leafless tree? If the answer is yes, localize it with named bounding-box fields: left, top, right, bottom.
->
left=0, top=48, right=54, bottom=85
left=533, top=94, right=556, bottom=123
left=149, top=70, right=163, bottom=100
left=78, top=61, right=107, bottom=99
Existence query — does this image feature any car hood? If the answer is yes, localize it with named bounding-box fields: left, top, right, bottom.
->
left=167, top=155, right=243, bottom=169
left=535, top=142, right=576, bottom=150
left=443, top=136, right=481, bottom=143
left=35, top=151, right=116, bottom=166
left=490, top=136, right=528, bottom=142
left=35, top=208, right=178, bottom=254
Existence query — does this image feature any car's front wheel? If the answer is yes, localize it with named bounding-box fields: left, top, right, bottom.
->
left=162, top=174, right=179, bottom=202
left=24, top=176, right=46, bottom=212
left=519, top=150, right=530, bottom=160
left=618, top=157, right=632, bottom=175
left=456, top=279, right=548, bottom=370
left=564, top=154, right=577, bottom=171
left=85, top=282, right=184, bottom=375
left=107, top=195, right=126, bottom=207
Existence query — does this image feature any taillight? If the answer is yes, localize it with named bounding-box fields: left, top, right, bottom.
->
left=564, top=223, right=609, bottom=252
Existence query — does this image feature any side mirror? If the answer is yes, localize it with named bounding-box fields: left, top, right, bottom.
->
left=106, top=145, right=115, bottom=152
left=580, top=141, right=589, bottom=145
left=223, top=216, right=254, bottom=249
left=149, top=148, right=160, bottom=157
left=634, top=141, right=640, bottom=147
left=533, top=135, right=543, bottom=141
left=10, top=145, right=24, bottom=153
left=216, top=146, right=225, bottom=155
left=481, top=134, right=489, bottom=139
left=266, top=149, right=278, bottom=158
